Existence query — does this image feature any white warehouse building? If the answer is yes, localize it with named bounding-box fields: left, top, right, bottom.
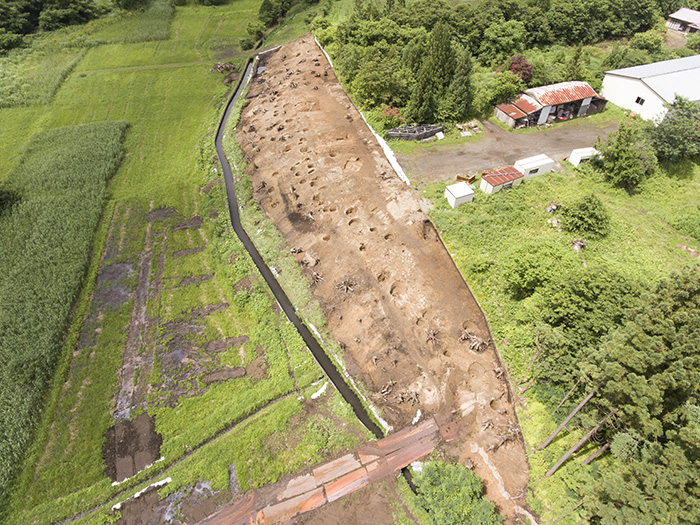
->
left=602, top=54, right=700, bottom=122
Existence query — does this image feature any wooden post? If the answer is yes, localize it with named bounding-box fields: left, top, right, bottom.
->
left=538, top=384, right=601, bottom=451
left=556, top=378, right=581, bottom=410
left=546, top=411, right=614, bottom=477
left=582, top=442, right=610, bottom=465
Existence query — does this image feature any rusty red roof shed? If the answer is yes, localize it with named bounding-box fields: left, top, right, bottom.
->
left=482, top=166, right=523, bottom=186
left=495, top=102, right=526, bottom=119
left=525, top=81, right=600, bottom=106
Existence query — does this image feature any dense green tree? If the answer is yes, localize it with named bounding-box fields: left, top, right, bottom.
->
left=560, top=193, right=610, bottom=237
left=563, top=45, right=586, bottom=81
left=443, top=44, right=473, bottom=120
left=474, top=70, right=525, bottom=115
left=583, top=266, right=700, bottom=439
left=688, top=33, right=700, bottom=52
left=406, top=21, right=454, bottom=122
left=630, top=30, right=664, bottom=54
left=479, top=19, right=526, bottom=67
left=649, top=96, right=700, bottom=162
left=415, top=461, right=502, bottom=524
left=351, top=49, right=409, bottom=107
left=595, top=122, right=657, bottom=189
left=113, top=0, right=148, bottom=10
left=580, top=266, right=700, bottom=522
left=535, top=266, right=641, bottom=384
left=38, top=0, right=97, bottom=31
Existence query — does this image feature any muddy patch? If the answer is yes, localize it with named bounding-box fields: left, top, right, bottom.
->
left=177, top=273, right=214, bottom=287
left=95, top=262, right=136, bottom=309
left=191, top=302, right=229, bottom=317
left=247, top=345, right=269, bottom=380
left=202, top=367, right=246, bottom=384
left=173, top=247, right=205, bottom=257
left=173, top=215, right=203, bottom=231
left=148, top=207, right=177, bottom=222
left=116, top=485, right=165, bottom=525
left=104, top=413, right=163, bottom=483
left=205, top=335, right=250, bottom=353
left=234, top=276, right=253, bottom=292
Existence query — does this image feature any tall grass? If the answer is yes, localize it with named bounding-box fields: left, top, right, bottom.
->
left=0, top=47, right=85, bottom=108
left=0, top=121, right=127, bottom=504
left=0, top=0, right=175, bottom=109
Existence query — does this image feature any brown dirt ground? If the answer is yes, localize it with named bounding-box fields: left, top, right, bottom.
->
left=236, top=36, right=533, bottom=521
left=398, top=118, right=619, bottom=184
left=104, top=413, right=163, bottom=482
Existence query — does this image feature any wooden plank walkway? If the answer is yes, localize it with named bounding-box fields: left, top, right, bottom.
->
left=201, top=417, right=448, bottom=525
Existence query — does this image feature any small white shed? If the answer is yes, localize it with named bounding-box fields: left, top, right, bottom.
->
left=514, top=154, right=555, bottom=178
left=445, top=181, right=475, bottom=208
left=480, top=167, right=524, bottom=194
left=569, top=147, right=600, bottom=166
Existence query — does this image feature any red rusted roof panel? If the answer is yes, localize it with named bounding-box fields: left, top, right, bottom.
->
left=324, top=467, right=369, bottom=502
left=201, top=492, right=257, bottom=525
left=526, top=81, right=599, bottom=106
left=313, top=453, right=361, bottom=485
left=482, top=167, right=524, bottom=187
left=512, top=93, right=542, bottom=114
left=495, top=102, right=526, bottom=120
left=262, top=487, right=326, bottom=523
left=356, top=418, right=438, bottom=461
left=366, top=434, right=437, bottom=483
left=277, top=474, right=317, bottom=501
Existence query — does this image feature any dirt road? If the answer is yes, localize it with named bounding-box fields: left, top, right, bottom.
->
left=398, top=118, right=618, bottom=183
left=236, top=37, right=533, bottom=521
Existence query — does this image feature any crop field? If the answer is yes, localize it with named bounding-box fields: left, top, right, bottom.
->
left=424, top=158, right=700, bottom=520
left=0, top=3, right=373, bottom=524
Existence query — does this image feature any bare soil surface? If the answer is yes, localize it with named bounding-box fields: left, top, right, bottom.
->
left=103, top=413, right=163, bottom=482
left=398, top=118, right=619, bottom=184
left=236, top=36, right=532, bottom=521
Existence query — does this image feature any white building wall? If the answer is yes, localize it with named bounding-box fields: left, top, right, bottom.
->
left=601, top=75, right=668, bottom=121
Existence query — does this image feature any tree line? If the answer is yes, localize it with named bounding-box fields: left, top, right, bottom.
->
left=311, top=0, right=699, bottom=126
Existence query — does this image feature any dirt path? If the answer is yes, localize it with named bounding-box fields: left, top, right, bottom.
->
left=236, top=37, right=532, bottom=521
left=398, top=118, right=618, bottom=183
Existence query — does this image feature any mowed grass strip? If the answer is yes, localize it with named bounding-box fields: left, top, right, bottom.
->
left=0, top=121, right=128, bottom=502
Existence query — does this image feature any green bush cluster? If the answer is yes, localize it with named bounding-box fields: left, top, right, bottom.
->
left=559, top=193, right=611, bottom=237
left=0, top=121, right=127, bottom=503
left=414, top=461, right=502, bottom=524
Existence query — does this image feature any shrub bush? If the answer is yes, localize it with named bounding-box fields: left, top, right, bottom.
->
left=414, top=461, right=502, bottom=525
left=559, top=193, right=611, bottom=237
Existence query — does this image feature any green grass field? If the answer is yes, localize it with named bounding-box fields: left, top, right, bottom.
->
left=0, top=3, right=377, bottom=523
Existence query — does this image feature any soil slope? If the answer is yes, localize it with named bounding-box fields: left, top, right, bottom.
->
left=237, top=36, right=532, bottom=520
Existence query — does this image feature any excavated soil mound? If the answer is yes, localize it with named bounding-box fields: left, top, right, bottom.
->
left=236, top=36, right=532, bottom=520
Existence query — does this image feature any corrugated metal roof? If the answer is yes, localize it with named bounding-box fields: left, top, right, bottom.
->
left=606, top=54, right=700, bottom=79
left=495, top=102, right=527, bottom=119
left=605, top=54, right=700, bottom=103
left=496, top=94, right=543, bottom=120
left=525, top=81, right=600, bottom=106
left=645, top=68, right=700, bottom=102
left=513, top=93, right=542, bottom=114
left=669, top=8, right=700, bottom=27
left=482, top=167, right=523, bottom=187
